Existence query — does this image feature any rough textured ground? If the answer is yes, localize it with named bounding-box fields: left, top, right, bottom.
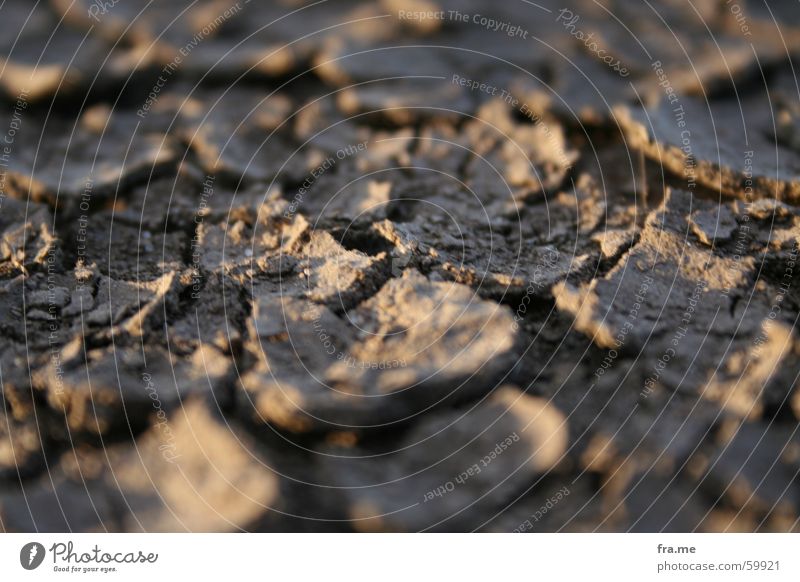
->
left=1, top=0, right=800, bottom=532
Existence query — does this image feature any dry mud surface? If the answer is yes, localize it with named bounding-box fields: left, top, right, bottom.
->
left=1, top=0, right=800, bottom=532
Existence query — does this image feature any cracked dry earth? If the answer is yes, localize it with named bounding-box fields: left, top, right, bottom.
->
left=1, top=0, right=800, bottom=533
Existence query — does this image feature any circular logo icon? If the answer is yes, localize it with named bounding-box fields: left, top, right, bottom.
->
left=20, top=542, right=46, bottom=570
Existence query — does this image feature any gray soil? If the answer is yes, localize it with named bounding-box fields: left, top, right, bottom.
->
left=1, top=0, right=800, bottom=532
